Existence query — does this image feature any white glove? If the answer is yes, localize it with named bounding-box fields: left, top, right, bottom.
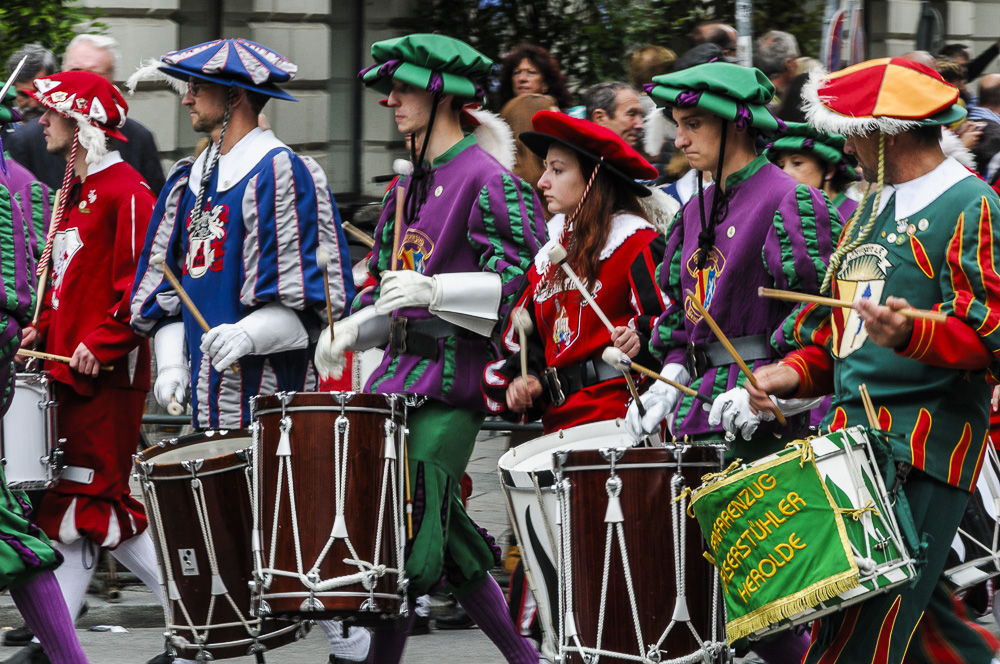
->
left=625, top=363, right=689, bottom=443
left=375, top=270, right=435, bottom=314
left=200, top=302, right=308, bottom=372
left=153, top=322, right=188, bottom=410
left=314, top=308, right=390, bottom=381
left=708, top=388, right=776, bottom=441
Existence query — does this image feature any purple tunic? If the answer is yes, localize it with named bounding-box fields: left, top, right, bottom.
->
left=357, top=135, right=545, bottom=410
left=3, top=157, right=50, bottom=260
left=652, top=156, right=841, bottom=437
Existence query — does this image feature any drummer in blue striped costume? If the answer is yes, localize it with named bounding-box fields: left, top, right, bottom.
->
left=126, top=39, right=365, bottom=664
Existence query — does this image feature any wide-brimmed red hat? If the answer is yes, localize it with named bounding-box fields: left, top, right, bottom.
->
left=29, top=71, right=128, bottom=162
left=520, top=110, right=657, bottom=196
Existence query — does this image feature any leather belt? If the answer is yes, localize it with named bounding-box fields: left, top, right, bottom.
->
left=388, top=316, right=463, bottom=360
left=542, top=359, right=622, bottom=407
left=686, top=333, right=772, bottom=379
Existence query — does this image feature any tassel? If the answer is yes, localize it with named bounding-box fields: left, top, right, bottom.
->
left=276, top=417, right=292, bottom=456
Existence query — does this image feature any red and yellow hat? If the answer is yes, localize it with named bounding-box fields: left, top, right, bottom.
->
left=803, top=57, right=966, bottom=136
left=519, top=110, right=657, bottom=196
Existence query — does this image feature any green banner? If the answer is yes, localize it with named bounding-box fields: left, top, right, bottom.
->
left=690, top=448, right=859, bottom=641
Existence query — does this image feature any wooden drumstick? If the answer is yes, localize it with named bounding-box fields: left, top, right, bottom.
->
left=391, top=187, right=406, bottom=272
left=684, top=289, right=787, bottom=426
left=167, top=396, right=184, bottom=416
left=858, top=383, right=879, bottom=429
left=316, top=245, right=335, bottom=342
left=511, top=307, right=533, bottom=393
left=601, top=347, right=712, bottom=404
left=758, top=287, right=948, bottom=323
left=343, top=222, right=376, bottom=249
left=547, top=244, right=616, bottom=335
left=17, top=348, right=112, bottom=371
left=32, top=188, right=62, bottom=329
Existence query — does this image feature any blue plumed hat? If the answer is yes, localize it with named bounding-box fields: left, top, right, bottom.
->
left=127, top=38, right=298, bottom=101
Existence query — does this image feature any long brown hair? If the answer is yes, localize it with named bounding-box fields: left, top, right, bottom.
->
left=558, top=158, right=649, bottom=289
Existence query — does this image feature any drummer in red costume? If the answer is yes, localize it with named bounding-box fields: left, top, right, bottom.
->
left=482, top=111, right=666, bottom=430
left=15, top=71, right=164, bottom=663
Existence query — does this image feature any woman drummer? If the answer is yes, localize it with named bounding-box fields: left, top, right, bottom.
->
left=764, top=121, right=860, bottom=220
left=482, top=110, right=666, bottom=432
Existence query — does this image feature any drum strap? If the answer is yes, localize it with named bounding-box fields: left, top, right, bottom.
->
left=388, top=316, right=466, bottom=360
left=887, top=461, right=930, bottom=568
left=542, top=359, right=621, bottom=406
left=686, top=333, right=771, bottom=379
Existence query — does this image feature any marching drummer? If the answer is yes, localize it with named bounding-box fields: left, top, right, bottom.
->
left=14, top=71, right=163, bottom=663
left=315, top=33, right=546, bottom=663
left=736, top=58, right=1000, bottom=664
left=127, top=39, right=364, bottom=663
left=481, top=110, right=667, bottom=432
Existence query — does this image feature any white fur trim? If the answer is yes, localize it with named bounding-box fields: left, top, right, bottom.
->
left=802, top=67, right=920, bottom=136
left=940, top=128, right=976, bottom=169
left=639, top=186, right=680, bottom=234
left=470, top=109, right=515, bottom=171
left=71, top=112, right=110, bottom=164
left=643, top=108, right=675, bottom=157
left=125, top=60, right=188, bottom=96
left=534, top=212, right=654, bottom=271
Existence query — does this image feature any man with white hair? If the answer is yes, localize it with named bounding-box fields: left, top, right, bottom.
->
left=753, top=30, right=799, bottom=104
left=6, top=34, right=165, bottom=194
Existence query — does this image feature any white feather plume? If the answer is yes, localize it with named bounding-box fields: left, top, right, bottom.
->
left=940, top=128, right=976, bottom=169
left=125, top=60, right=187, bottom=96
left=639, top=186, right=681, bottom=234
left=468, top=108, right=515, bottom=170
left=643, top=108, right=675, bottom=158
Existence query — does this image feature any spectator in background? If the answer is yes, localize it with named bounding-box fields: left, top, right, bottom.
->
left=902, top=50, right=937, bottom=68
left=499, top=93, right=559, bottom=218
left=969, top=74, right=1000, bottom=181
left=495, top=43, right=573, bottom=111
left=628, top=45, right=678, bottom=173
left=940, top=39, right=1000, bottom=83
left=937, top=58, right=973, bottom=107
left=690, top=22, right=738, bottom=58
left=6, top=34, right=166, bottom=194
left=582, top=81, right=645, bottom=150
left=754, top=30, right=799, bottom=106
left=5, top=44, right=56, bottom=122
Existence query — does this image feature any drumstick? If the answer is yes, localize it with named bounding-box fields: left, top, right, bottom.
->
left=343, top=222, right=375, bottom=249
left=391, top=187, right=405, bottom=272
left=32, top=188, right=62, bottom=329
left=316, top=246, right=335, bottom=342
left=17, top=348, right=112, bottom=371
left=684, top=289, right=787, bottom=426
left=758, top=287, right=948, bottom=323
left=167, top=396, right=184, bottom=416
left=511, top=308, right=533, bottom=393
left=601, top=347, right=712, bottom=404
left=547, top=244, right=616, bottom=335
left=858, top=383, right=879, bottom=429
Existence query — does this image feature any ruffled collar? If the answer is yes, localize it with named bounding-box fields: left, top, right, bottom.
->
left=534, top=212, right=654, bottom=272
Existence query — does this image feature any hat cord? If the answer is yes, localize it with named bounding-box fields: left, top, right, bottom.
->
left=543, top=159, right=603, bottom=290
left=37, top=127, right=80, bottom=279
left=402, top=91, right=441, bottom=233
left=191, top=87, right=235, bottom=226
left=696, top=120, right=730, bottom=271
left=820, top=132, right=886, bottom=296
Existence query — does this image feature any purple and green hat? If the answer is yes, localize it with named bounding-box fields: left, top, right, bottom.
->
left=127, top=38, right=298, bottom=101
left=647, top=62, right=782, bottom=135
left=764, top=122, right=858, bottom=181
left=360, top=34, right=492, bottom=102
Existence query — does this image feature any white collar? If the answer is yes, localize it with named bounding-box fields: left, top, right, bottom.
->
left=873, top=157, right=973, bottom=220
left=188, top=127, right=288, bottom=196
left=84, top=151, right=123, bottom=178
left=534, top=212, right=654, bottom=272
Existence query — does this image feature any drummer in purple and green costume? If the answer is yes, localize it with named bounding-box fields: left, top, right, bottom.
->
left=315, top=33, right=545, bottom=664
left=739, top=57, right=1000, bottom=664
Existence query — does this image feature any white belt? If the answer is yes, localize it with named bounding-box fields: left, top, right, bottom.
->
left=60, top=466, right=94, bottom=485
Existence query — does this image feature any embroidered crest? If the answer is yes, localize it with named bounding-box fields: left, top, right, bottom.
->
left=685, top=247, right=726, bottom=324
left=398, top=229, right=434, bottom=274
left=550, top=299, right=576, bottom=352
left=833, top=244, right=892, bottom=358
left=185, top=202, right=229, bottom=278
left=51, top=228, right=83, bottom=310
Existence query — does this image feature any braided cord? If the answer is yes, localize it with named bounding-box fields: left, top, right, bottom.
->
left=36, top=127, right=79, bottom=279
left=190, top=88, right=235, bottom=227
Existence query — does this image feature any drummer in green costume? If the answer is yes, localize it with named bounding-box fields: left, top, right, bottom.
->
left=738, top=58, right=1000, bottom=663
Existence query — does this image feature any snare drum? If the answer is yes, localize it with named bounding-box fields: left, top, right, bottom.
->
left=2, top=373, right=61, bottom=489
left=135, top=430, right=301, bottom=660
left=946, top=444, right=1000, bottom=590
left=252, top=392, right=406, bottom=624
left=502, top=420, right=728, bottom=663
left=690, top=426, right=917, bottom=641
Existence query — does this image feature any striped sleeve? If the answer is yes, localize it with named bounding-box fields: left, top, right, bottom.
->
left=649, top=206, right=688, bottom=365
left=129, top=160, right=193, bottom=336
left=0, top=180, right=34, bottom=416
left=239, top=150, right=355, bottom=323
left=467, top=171, right=545, bottom=318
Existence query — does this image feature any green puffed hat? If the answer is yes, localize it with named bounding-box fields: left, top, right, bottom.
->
left=647, top=62, right=782, bottom=135
left=763, top=122, right=858, bottom=180
left=359, top=34, right=493, bottom=101
left=0, top=80, right=19, bottom=124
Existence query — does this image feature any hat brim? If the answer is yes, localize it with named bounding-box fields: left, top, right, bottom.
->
left=362, top=61, right=480, bottom=101
left=28, top=91, right=128, bottom=142
left=158, top=65, right=298, bottom=101
left=651, top=87, right=780, bottom=135
left=918, top=104, right=967, bottom=126
left=519, top=130, right=652, bottom=197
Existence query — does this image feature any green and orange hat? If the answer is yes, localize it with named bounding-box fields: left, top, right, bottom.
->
left=359, top=34, right=493, bottom=102
left=646, top=62, right=782, bottom=135
left=802, top=57, right=966, bottom=135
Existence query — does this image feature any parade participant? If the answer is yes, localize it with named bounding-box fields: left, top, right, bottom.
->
left=315, top=33, right=546, bottom=664
left=482, top=110, right=666, bottom=431
left=0, top=97, right=87, bottom=664
left=764, top=121, right=859, bottom=220
left=1, top=79, right=51, bottom=258
left=10, top=70, right=162, bottom=663
left=128, top=38, right=361, bottom=664
left=734, top=56, right=1000, bottom=664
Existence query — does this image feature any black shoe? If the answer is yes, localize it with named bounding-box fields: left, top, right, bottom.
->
left=328, top=655, right=369, bottom=664
left=2, top=643, right=49, bottom=664
left=410, top=613, right=431, bottom=636
left=1, top=627, right=32, bottom=648
left=434, top=604, right=476, bottom=630
left=144, top=652, right=173, bottom=664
